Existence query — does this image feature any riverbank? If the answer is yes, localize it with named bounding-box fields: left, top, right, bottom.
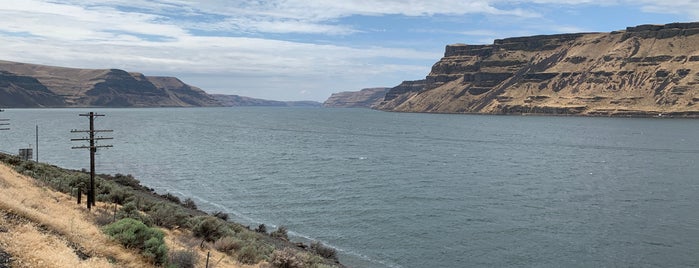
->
left=0, top=153, right=341, bottom=268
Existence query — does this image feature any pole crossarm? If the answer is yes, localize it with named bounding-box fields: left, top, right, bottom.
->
left=71, top=145, right=114, bottom=149
left=71, top=137, right=114, bottom=141
left=70, top=129, right=113, bottom=133
left=0, top=110, right=8, bottom=131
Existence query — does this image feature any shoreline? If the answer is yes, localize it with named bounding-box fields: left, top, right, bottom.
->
left=0, top=152, right=344, bottom=268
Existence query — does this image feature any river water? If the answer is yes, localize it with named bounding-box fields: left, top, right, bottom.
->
left=1, top=107, right=698, bottom=267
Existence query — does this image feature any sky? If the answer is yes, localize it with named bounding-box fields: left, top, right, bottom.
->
left=0, top=1, right=698, bottom=101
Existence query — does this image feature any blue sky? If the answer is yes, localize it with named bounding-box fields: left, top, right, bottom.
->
left=0, top=0, right=697, bottom=101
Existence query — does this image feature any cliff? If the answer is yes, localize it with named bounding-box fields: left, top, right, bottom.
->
left=323, top=87, right=390, bottom=108
left=376, top=22, right=699, bottom=117
left=0, top=60, right=221, bottom=107
left=212, top=94, right=321, bottom=107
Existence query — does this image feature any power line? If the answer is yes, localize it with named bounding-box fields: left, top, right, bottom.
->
left=70, top=112, right=113, bottom=210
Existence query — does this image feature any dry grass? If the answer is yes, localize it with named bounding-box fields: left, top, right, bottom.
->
left=0, top=163, right=151, bottom=267
left=0, top=162, right=270, bottom=268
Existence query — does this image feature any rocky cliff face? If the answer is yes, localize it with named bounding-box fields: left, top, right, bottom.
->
left=323, top=87, right=390, bottom=108
left=376, top=22, right=699, bottom=117
left=0, top=60, right=221, bottom=107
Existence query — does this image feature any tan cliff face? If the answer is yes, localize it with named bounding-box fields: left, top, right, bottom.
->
left=375, top=22, right=699, bottom=117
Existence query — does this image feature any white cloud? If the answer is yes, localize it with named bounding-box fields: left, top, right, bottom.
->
left=633, top=0, right=699, bottom=19
left=0, top=0, right=696, bottom=101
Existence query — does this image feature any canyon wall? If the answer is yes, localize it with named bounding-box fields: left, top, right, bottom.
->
left=375, top=22, right=699, bottom=117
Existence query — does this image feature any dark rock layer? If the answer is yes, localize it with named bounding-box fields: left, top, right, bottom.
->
left=376, top=22, right=699, bottom=117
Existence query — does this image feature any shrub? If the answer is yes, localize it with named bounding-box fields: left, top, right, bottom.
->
left=94, top=207, right=115, bottom=226
left=149, top=202, right=189, bottom=229
left=212, top=211, right=229, bottom=221
left=103, top=218, right=168, bottom=265
left=162, top=193, right=182, bottom=204
left=106, top=187, right=132, bottom=205
left=270, top=248, right=306, bottom=268
left=191, top=216, right=228, bottom=242
left=270, top=226, right=288, bottom=240
left=116, top=201, right=153, bottom=226
left=111, top=173, right=141, bottom=189
left=144, top=237, right=168, bottom=265
left=237, top=244, right=271, bottom=265
left=183, top=198, right=197, bottom=210
left=169, top=250, right=198, bottom=268
left=214, top=236, right=242, bottom=253
left=310, top=241, right=337, bottom=261
left=255, top=224, right=267, bottom=234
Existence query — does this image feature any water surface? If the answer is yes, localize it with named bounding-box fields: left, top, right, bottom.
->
left=1, top=108, right=698, bottom=267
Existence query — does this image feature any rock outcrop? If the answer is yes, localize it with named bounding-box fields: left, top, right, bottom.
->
left=323, top=87, right=390, bottom=108
left=0, top=60, right=221, bottom=107
left=375, top=22, right=699, bottom=117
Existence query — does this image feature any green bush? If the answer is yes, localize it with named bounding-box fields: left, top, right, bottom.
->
left=149, top=202, right=189, bottom=229
left=103, top=218, right=168, bottom=265
left=105, top=186, right=132, bottom=205
left=190, top=216, right=229, bottom=242
left=116, top=201, right=153, bottom=226
left=110, top=173, right=142, bottom=189
left=144, top=237, right=168, bottom=265
left=237, top=244, right=271, bottom=265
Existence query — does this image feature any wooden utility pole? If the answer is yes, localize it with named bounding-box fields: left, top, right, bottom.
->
left=0, top=109, right=9, bottom=131
left=70, top=112, right=113, bottom=210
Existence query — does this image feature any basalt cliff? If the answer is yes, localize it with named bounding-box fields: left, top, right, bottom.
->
left=323, top=87, right=390, bottom=108
left=375, top=22, right=699, bottom=117
left=0, top=60, right=220, bottom=107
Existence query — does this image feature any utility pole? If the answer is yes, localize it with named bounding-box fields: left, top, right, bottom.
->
left=36, top=125, right=39, bottom=162
left=0, top=109, right=9, bottom=131
left=70, top=112, right=113, bottom=210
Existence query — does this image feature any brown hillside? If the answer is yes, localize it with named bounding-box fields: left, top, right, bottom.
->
left=0, top=163, right=258, bottom=268
left=376, top=22, right=699, bottom=117
left=0, top=60, right=221, bottom=108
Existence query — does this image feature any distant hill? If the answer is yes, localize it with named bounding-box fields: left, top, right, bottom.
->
left=212, top=94, right=321, bottom=107
left=323, top=87, right=390, bottom=108
left=376, top=22, right=699, bottom=117
left=0, top=60, right=221, bottom=108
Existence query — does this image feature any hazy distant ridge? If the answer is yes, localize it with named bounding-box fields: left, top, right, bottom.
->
left=212, top=94, right=321, bottom=107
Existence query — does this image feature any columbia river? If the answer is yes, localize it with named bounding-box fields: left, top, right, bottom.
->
left=1, top=107, right=698, bottom=267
